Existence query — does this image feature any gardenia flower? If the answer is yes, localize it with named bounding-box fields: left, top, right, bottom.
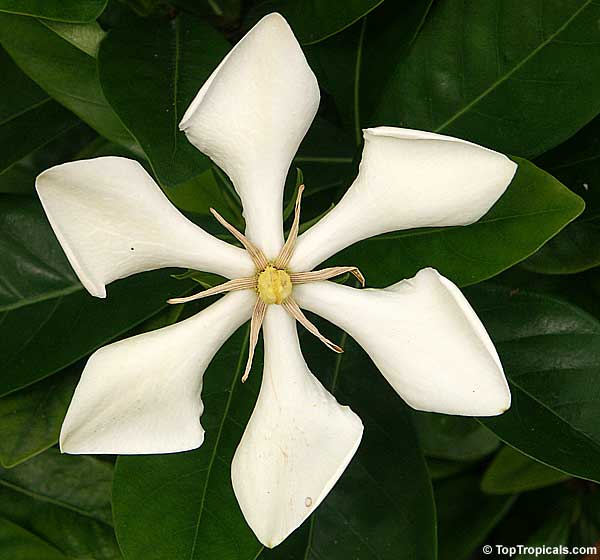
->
left=35, top=13, right=516, bottom=548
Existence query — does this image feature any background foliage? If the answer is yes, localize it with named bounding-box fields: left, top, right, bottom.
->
left=1, top=0, right=599, bottom=558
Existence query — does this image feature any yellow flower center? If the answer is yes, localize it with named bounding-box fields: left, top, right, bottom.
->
left=257, top=266, right=292, bottom=305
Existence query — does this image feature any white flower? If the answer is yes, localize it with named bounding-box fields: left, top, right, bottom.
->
left=35, top=13, right=516, bottom=548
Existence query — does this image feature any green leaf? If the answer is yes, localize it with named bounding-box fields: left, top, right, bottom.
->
left=0, top=123, right=97, bottom=195
left=306, top=1, right=434, bottom=141
left=114, top=327, right=436, bottom=559
left=435, top=473, right=515, bottom=560
left=0, top=194, right=194, bottom=397
left=0, top=517, right=67, bottom=560
left=0, top=13, right=138, bottom=151
left=0, top=0, right=107, bottom=22
left=0, top=450, right=121, bottom=559
left=482, top=446, right=571, bottom=495
left=413, top=412, right=500, bottom=461
left=267, top=334, right=436, bottom=560
left=113, top=327, right=262, bottom=560
left=248, top=0, right=385, bottom=45
left=0, top=196, right=79, bottom=312
left=471, top=284, right=600, bottom=483
left=98, top=16, right=229, bottom=187
left=0, top=268, right=194, bottom=397
left=0, top=366, right=78, bottom=468
left=0, top=46, right=80, bottom=176
left=329, top=157, right=584, bottom=288
left=516, top=510, right=571, bottom=559
left=0, top=448, right=113, bottom=524
left=364, top=0, right=600, bottom=158
left=524, top=116, right=600, bottom=274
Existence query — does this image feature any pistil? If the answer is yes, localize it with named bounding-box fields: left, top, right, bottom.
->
left=168, top=184, right=366, bottom=382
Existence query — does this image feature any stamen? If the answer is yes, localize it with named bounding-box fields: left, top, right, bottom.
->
left=282, top=297, right=343, bottom=354
left=289, top=266, right=366, bottom=287
left=274, top=184, right=304, bottom=269
left=243, top=298, right=267, bottom=383
left=167, top=277, right=257, bottom=304
left=210, top=208, right=269, bottom=270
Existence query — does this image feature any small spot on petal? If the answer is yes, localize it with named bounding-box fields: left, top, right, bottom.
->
left=305, top=497, right=313, bottom=507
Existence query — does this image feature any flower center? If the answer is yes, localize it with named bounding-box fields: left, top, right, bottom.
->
left=257, top=266, right=292, bottom=305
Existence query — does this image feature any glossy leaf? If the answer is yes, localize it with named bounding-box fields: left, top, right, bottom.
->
left=248, top=0, right=384, bottom=44
left=525, top=116, right=600, bottom=274
left=262, top=333, right=436, bottom=560
left=436, top=473, right=515, bottom=560
left=363, top=0, right=600, bottom=157
left=0, top=366, right=78, bottom=468
left=0, top=46, right=80, bottom=176
left=0, top=448, right=113, bottom=524
left=413, top=412, right=500, bottom=462
left=98, top=16, right=229, bottom=186
left=482, top=446, right=571, bottom=495
left=113, top=327, right=262, bottom=560
left=0, top=0, right=107, bottom=22
left=306, top=1, right=434, bottom=140
left=0, top=518, right=67, bottom=560
left=471, top=284, right=600, bottom=483
left=328, top=157, right=584, bottom=288
left=0, top=269, right=193, bottom=397
left=0, top=13, right=138, bottom=151
left=0, top=195, right=195, bottom=396
left=114, top=324, right=436, bottom=559
left=0, top=124, right=97, bottom=195
left=0, top=196, right=79, bottom=312
left=0, top=450, right=120, bottom=559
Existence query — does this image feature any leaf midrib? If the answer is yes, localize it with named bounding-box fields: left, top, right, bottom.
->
left=0, top=479, right=112, bottom=526
left=434, top=0, right=592, bottom=132
left=187, top=329, right=250, bottom=560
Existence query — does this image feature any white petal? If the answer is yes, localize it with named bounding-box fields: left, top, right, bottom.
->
left=60, top=291, right=255, bottom=454
left=231, top=306, right=363, bottom=547
left=294, top=268, right=510, bottom=416
left=179, top=14, right=320, bottom=259
left=36, top=157, right=254, bottom=298
left=290, top=127, right=518, bottom=271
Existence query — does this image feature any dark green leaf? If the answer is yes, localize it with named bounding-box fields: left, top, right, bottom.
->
left=364, top=0, right=600, bottom=157
left=306, top=1, right=434, bottom=140
left=0, top=517, right=67, bottom=559
left=0, top=450, right=120, bottom=559
left=98, top=16, right=229, bottom=186
left=114, top=325, right=436, bottom=559
left=249, top=0, right=384, bottom=45
left=435, top=473, right=515, bottom=560
left=0, top=268, right=194, bottom=397
left=329, top=157, right=584, bottom=288
left=0, top=13, right=138, bottom=151
left=0, top=0, right=107, bottom=22
left=426, top=458, right=475, bottom=481
left=516, top=510, right=571, bottom=559
left=0, top=366, right=78, bottom=468
left=267, top=334, right=436, bottom=560
left=482, top=446, right=571, bottom=495
left=0, top=196, right=79, bottom=312
left=0, top=195, right=195, bottom=396
left=0, top=448, right=113, bottom=524
left=525, top=116, right=600, bottom=274
left=413, top=411, right=500, bottom=461
left=113, top=327, right=262, bottom=560
left=472, top=285, right=600, bottom=483
left=0, top=124, right=97, bottom=195
left=0, top=46, right=80, bottom=176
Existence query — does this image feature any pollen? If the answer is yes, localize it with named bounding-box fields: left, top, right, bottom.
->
left=257, top=266, right=292, bottom=305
